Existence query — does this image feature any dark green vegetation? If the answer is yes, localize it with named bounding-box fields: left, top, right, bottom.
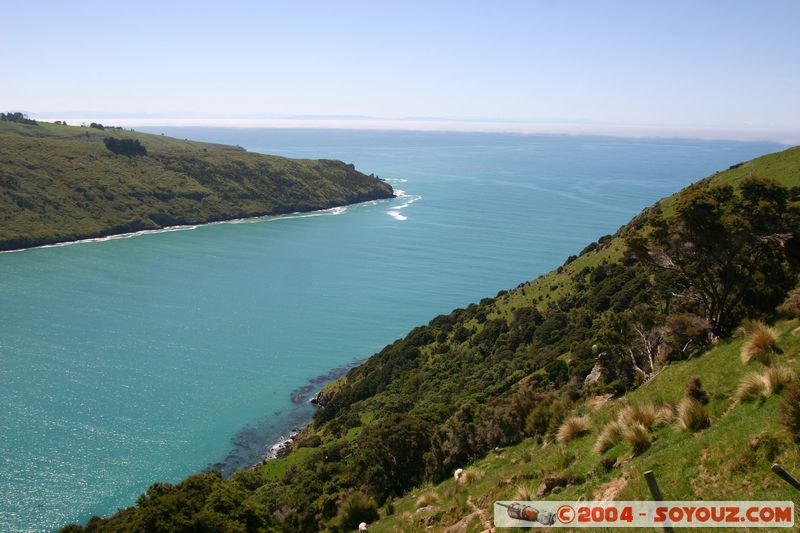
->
left=0, top=118, right=393, bottom=251
left=63, top=146, right=800, bottom=532
left=103, top=137, right=147, bottom=157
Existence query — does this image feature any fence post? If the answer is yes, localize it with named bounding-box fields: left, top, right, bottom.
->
left=644, top=470, right=674, bottom=533
left=771, top=464, right=800, bottom=491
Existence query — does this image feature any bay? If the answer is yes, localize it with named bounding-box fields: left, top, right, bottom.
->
left=0, top=129, right=783, bottom=531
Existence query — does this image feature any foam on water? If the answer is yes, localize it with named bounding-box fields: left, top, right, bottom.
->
left=0, top=204, right=358, bottom=254
left=387, top=188, right=422, bottom=221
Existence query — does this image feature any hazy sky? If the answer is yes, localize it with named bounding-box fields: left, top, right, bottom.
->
left=2, top=0, right=799, bottom=140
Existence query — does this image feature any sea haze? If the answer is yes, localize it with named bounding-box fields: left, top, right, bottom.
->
left=0, top=129, right=783, bottom=531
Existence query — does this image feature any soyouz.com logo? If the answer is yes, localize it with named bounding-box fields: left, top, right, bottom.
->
left=493, top=501, right=794, bottom=528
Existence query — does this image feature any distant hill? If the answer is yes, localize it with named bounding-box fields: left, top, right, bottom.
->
left=0, top=117, right=393, bottom=251
left=63, top=145, right=800, bottom=532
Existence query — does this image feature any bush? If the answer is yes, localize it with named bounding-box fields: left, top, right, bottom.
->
left=330, top=492, right=379, bottom=533
left=778, top=287, right=800, bottom=318
left=781, top=380, right=800, bottom=443
left=676, top=397, right=709, bottom=432
left=741, top=322, right=778, bottom=365
left=555, top=415, right=590, bottom=445
left=686, top=376, right=709, bottom=404
left=104, top=136, right=147, bottom=156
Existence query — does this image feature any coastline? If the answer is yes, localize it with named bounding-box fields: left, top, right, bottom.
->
left=212, top=357, right=367, bottom=476
left=0, top=192, right=394, bottom=254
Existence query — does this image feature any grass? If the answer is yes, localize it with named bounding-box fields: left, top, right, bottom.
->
left=738, top=366, right=796, bottom=401
left=676, top=397, right=709, bottom=432
left=367, top=319, right=800, bottom=532
left=622, top=421, right=652, bottom=455
left=741, top=322, right=779, bottom=365
left=0, top=120, right=393, bottom=251
left=416, top=491, right=439, bottom=508
left=555, top=415, right=590, bottom=446
left=593, top=420, right=624, bottom=454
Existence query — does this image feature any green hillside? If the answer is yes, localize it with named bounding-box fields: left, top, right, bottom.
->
left=63, top=146, right=800, bottom=533
left=0, top=116, right=393, bottom=251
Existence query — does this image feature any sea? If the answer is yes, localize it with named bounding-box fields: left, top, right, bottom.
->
left=0, top=128, right=785, bottom=531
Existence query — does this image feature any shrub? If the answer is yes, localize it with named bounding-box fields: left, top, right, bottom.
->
left=622, top=421, right=651, bottom=455
left=331, top=492, right=379, bottom=532
left=781, top=380, right=800, bottom=443
left=676, top=397, right=710, bottom=432
left=593, top=420, right=624, bottom=454
left=741, top=322, right=778, bottom=365
left=778, top=287, right=800, bottom=319
left=416, top=492, right=439, bottom=508
left=686, top=376, right=709, bottom=404
left=103, top=136, right=147, bottom=156
left=555, top=415, right=590, bottom=445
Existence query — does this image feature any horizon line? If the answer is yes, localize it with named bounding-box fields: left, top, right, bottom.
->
left=25, top=112, right=800, bottom=145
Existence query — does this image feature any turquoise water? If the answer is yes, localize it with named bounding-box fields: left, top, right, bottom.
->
left=0, top=129, right=784, bottom=531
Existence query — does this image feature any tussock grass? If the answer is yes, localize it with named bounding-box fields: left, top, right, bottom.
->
left=415, top=492, right=439, bottom=508
left=458, top=469, right=482, bottom=486
left=654, top=404, right=677, bottom=427
left=515, top=484, right=535, bottom=501
left=737, top=372, right=768, bottom=400
left=593, top=420, right=624, bottom=454
left=762, top=365, right=795, bottom=395
left=676, top=397, right=710, bottom=432
left=741, top=322, right=779, bottom=365
left=617, top=403, right=657, bottom=430
left=737, top=366, right=795, bottom=401
left=622, top=421, right=652, bottom=455
left=555, top=415, right=590, bottom=445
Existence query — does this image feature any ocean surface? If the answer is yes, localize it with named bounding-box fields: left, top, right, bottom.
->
left=0, top=129, right=784, bottom=531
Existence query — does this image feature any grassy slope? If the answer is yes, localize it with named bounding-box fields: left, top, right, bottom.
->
left=370, top=320, right=800, bottom=532
left=0, top=120, right=393, bottom=251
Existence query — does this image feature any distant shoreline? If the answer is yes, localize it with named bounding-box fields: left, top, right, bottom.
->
left=0, top=195, right=393, bottom=254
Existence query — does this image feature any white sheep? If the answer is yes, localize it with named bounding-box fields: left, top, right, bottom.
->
left=454, top=468, right=464, bottom=483
left=358, top=522, right=368, bottom=532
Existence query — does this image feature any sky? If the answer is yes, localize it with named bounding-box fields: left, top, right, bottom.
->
left=1, top=0, right=799, bottom=141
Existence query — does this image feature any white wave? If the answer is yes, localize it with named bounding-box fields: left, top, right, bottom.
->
left=386, top=190, right=421, bottom=221
left=384, top=177, right=408, bottom=183
left=0, top=203, right=359, bottom=254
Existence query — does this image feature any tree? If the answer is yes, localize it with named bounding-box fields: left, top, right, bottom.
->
left=594, top=307, right=667, bottom=385
left=627, top=177, right=799, bottom=338
left=352, top=413, right=433, bottom=502
left=103, top=137, right=147, bottom=156
left=0, top=111, right=37, bottom=124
